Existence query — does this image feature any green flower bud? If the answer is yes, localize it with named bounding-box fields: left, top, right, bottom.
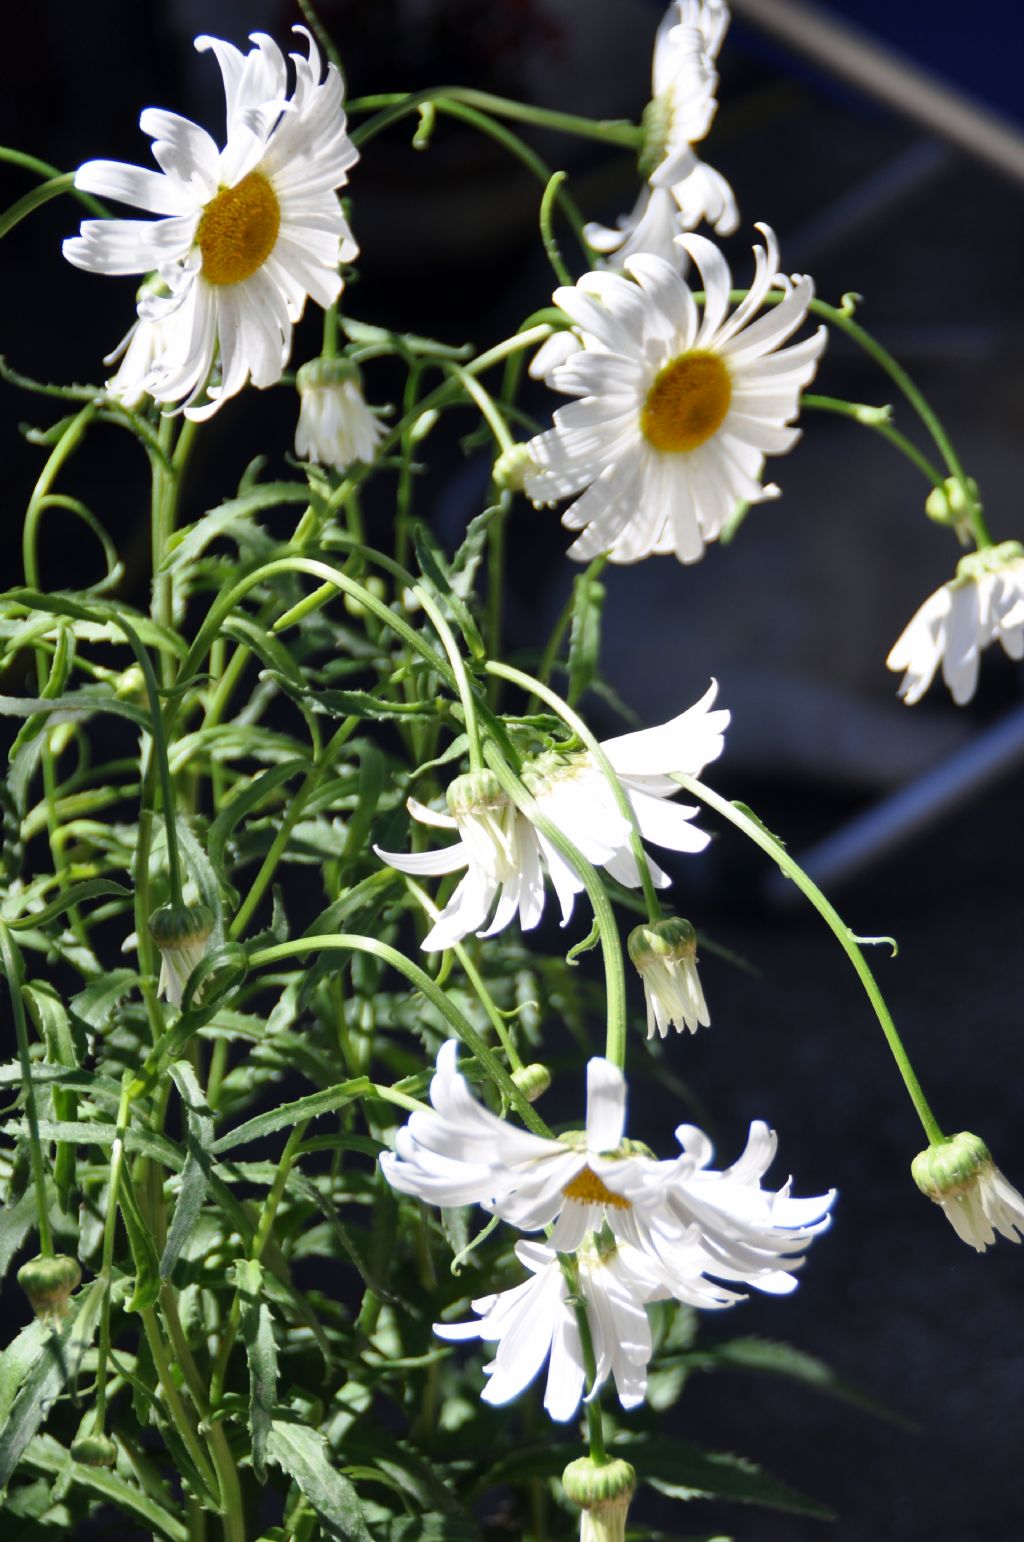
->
left=71, top=1434, right=117, bottom=1468
left=924, top=475, right=980, bottom=531
left=17, top=1253, right=82, bottom=1320
left=911, top=1132, right=990, bottom=1200
left=492, top=443, right=532, bottom=493
left=512, top=1062, right=551, bottom=1103
left=563, top=1456, right=637, bottom=1542
left=446, top=770, right=508, bottom=819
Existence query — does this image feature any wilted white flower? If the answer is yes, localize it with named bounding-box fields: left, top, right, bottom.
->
left=912, top=1131, right=1024, bottom=1252
left=435, top=1235, right=668, bottom=1421
left=886, top=541, right=1024, bottom=705
left=585, top=1, right=738, bottom=269
left=374, top=683, right=728, bottom=949
left=525, top=226, right=825, bottom=565
left=63, top=28, right=358, bottom=419
left=628, top=916, right=709, bottom=1036
left=382, top=1041, right=834, bottom=1300
left=294, top=357, right=384, bottom=469
left=148, top=903, right=214, bottom=1007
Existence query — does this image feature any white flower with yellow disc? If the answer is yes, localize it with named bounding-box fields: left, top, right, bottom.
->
left=63, top=28, right=358, bottom=419
left=525, top=225, right=825, bottom=565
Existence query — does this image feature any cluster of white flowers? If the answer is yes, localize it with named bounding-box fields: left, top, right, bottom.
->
left=383, top=1044, right=834, bottom=1419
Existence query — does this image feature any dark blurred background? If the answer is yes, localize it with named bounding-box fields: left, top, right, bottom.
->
left=3, top=1, right=1024, bottom=1538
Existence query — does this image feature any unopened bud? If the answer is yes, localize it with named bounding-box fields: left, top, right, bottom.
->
left=563, top=1456, right=637, bottom=1542
left=925, top=475, right=980, bottom=542
left=512, top=1062, right=551, bottom=1102
left=18, top=1253, right=81, bottom=1321
left=71, top=1434, right=117, bottom=1467
left=493, top=443, right=532, bottom=492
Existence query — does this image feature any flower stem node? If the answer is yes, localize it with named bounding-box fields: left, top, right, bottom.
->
left=148, top=902, right=215, bottom=1009
left=17, top=1253, right=82, bottom=1321
left=71, top=1434, right=117, bottom=1468
left=492, top=442, right=532, bottom=493
left=511, top=1062, right=552, bottom=1103
left=912, top=1132, right=1024, bottom=1251
left=563, top=1456, right=637, bottom=1542
left=627, top=917, right=709, bottom=1037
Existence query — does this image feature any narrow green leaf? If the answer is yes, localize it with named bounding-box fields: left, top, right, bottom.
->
left=163, top=483, right=307, bottom=570
left=21, top=1432, right=189, bottom=1542
left=681, top=1336, right=913, bottom=1428
left=411, top=524, right=485, bottom=659
left=160, top=1064, right=214, bottom=1280
left=342, top=745, right=385, bottom=861
left=626, top=1435, right=832, bottom=1519
left=0, top=1186, right=38, bottom=1278
left=234, top=1259, right=278, bottom=1482
left=208, top=759, right=307, bottom=878
left=7, top=880, right=132, bottom=933
left=0, top=689, right=149, bottom=732
left=449, top=502, right=500, bottom=598
left=22, top=982, right=80, bottom=1212
left=118, top=1174, right=161, bottom=1313
left=68, top=971, right=138, bottom=1030
left=266, top=1419, right=372, bottom=1541
left=0, top=1279, right=103, bottom=1491
left=567, top=568, right=605, bottom=706
left=212, top=1078, right=373, bottom=1155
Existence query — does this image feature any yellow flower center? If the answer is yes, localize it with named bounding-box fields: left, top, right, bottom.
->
left=562, top=1165, right=631, bottom=1209
left=197, top=172, right=281, bottom=287
left=641, top=351, right=732, bottom=454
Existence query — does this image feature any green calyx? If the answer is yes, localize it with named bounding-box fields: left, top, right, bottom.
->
left=627, top=916, right=697, bottom=970
left=912, top=1132, right=991, bottom=1200
left=492, top=442, right=532, bottom=492
left=296, top=355, right=361, bottom=395
left=71, top=1434, right=117, bottom=1468
left=954, top=540, right=1024, bottom=587
left=637, top=92, right=672, bottom=180
left=512, top=1062, right=552, bottom=1102
left=17, top=1252, right=82, bottom=1317
left=563, top=1455, right=637, bottom=1510
left=446, top=769, right=507, bottom=817
left=148, top=902, right=215, bottom=950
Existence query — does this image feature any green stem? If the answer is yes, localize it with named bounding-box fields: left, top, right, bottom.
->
left=349, top=87, right=641, bottom=149
left=802, top=394, right=946, bottom=489
left=480, top=744, right=629, bottom=1070
left=322, top=302, right=339, bottom=359
left=0, top=171, right=79, bottom=240
left=412, top=584, right=484, bottom=771
left=0, top=146, right=107, bottom=214
left=247, top=936, right=551, bottom=1136
left=535, top=556, right=608, bottom=694
left=539, top=170, right=574, bottom=288
left=487, top=659, right=661, bottom=925
left=0, top=923, right=53, bottom=1255
left=674, top=774, right=944, bottom=1144
left=93, top=1075, right=133, bottom=1426
left=444, top=364, right=515, bottom=453
left=558, top=1255, right=605, bottom=1464
left=162, top=1287, right=246, bottom=1542
left=139, top=1305, right=220, bottom=1502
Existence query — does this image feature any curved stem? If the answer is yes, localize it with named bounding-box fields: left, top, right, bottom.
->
left=674, top=774, right=944, bottom=1144
left=0, top=145, right=107, bottom=215
left=247, top=935, right=552, bottom=1137
left=0, top=171, right=78, bottom=240
left=349, top=86, right=641, bottom=150
left=413, top=584, right=484, bottom=771
left=93, top=1075, right=133, bottom=1427
left=444, top=364, right=515, bottom=454
left=802, top=394, right=946, bottom=489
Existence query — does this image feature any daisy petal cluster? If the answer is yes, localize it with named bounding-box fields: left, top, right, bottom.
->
left=585, top=0, right=738, bottom=270
left=294, top=357, right=384, bottom=470
left=63, top=28, right=358, bottom=419
left=525, top=225, right=825, bottom=566
left=383, top=1043, right=834, bottom=1418
left=886, top=541, right=1024, bottom=705
left=375, top=683, right=728, bottom=949
left=628, top=917, right=709, bottom=1036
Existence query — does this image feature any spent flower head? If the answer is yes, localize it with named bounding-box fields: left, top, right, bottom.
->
left=628, top=916, right=709, bottom=1036
left=912, top=1133, right=1024, bottom=1252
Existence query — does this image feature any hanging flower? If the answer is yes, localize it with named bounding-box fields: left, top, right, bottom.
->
left=585, top=1, right=738, bottom=269
left=374, top=683, right=728, bottom=949
left=294, top=357, right=384, bottom=470
left=148, top=902, right=215, bottom=1007
left=628, top=916, right=709, bottom=1036
left=912, top=1132, right=1024, bottom=1252
left=525, top=226, right=825, bottom=565
left=381, top=1041, right=834, bottom=1297
left=435, top=1235, right=668, bottom=1421
left=886, top=541, right=1024, bottom=705
left=63, top=28, right=358, bottom=419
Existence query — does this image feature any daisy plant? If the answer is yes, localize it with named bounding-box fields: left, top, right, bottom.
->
left=0, top=3, right=1021, bottom=1540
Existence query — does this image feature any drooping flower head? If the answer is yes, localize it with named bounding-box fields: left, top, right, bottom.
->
left=628, top=916, right=709, bottom=1036
left=886, top=541, right=1024, bottom=705
left=63, top=29, right=358, bottom=419
left=374, top=684, right=728, bottom=949
left=912, top=1132, right=1024, bottom=1252
left=294, top=356, right=384, bottom=470
left=148, top=901, right=215, bottom=1007
left=585, top=1, right=738, bottom=269
left=526, top=226, right=825, bottom=566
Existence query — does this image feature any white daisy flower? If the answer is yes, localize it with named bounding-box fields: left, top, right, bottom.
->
left=585, top=1, right=738, bottom=268
left=886, top=541, right=1024, bottom=705
left=374, top=683, right=728, bottom=949
left=912, top=1132, right=1024, bottom=1252
left=628, top=917, right=709, bottom=1036
left=294, top=357, right=384, bottom=470
left=525, top=226, right=826, bottom=565
left=435, top=1235, right=668, bottom=1421
left=63, top=28, right=358, bottom=420
left=381, top=1041, right=834, bottom=1300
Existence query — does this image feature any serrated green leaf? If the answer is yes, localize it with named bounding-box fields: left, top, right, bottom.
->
left=449, top=503, right=501, bottom=599
left=0, top=690, right=149, bottom=733
left=22, top=982, right=79, bottom=1212
left=163, top=483, right=307, bottom=570
left=68, top=971, right=138, bottom=1030
left=625, top=1435, right=832, bottom=1518
left=411, top=524, right=485, bottom=659
left=7, top=881, right=132, bottom=933
left=160, top=1064, right=214, bottom=1280
left=212, top=1078, right=374, bottom=1154
left=21, top=1433, right=189, bottom=1541
left=0, top=1279, right=103, bottom=1490
left=385, top=1519, right=477, bottom=1542
left=208, top=760, right=308, bottom=878
left=118, top=1173, right=161, bottom=1313
left=234, top=1258, right=278, bottom=1482
left=266, top=1419, right=372, bottom=1541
